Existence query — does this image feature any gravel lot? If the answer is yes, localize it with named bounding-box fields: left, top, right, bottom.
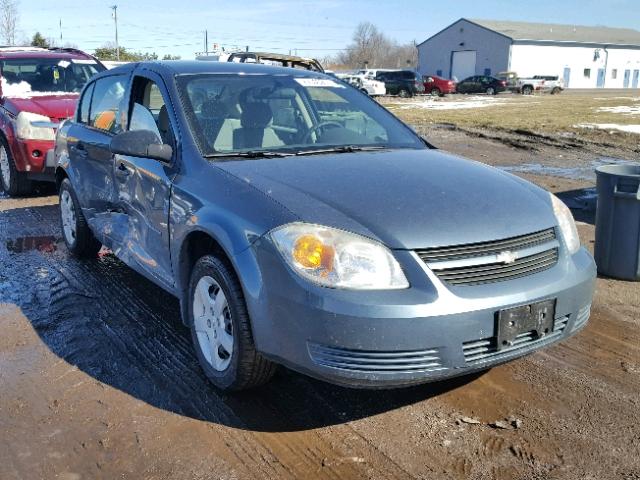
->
left=1, top=93, right=640, bottom=479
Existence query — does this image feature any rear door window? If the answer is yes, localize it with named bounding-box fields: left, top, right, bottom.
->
left=89, top=75, right=128, bottom=133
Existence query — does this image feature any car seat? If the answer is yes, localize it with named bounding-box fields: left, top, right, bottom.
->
left=232, top=102, right=283, bottom=150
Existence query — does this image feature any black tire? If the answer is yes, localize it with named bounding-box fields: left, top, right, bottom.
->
left=430, top=87, right=441, bottom=97
left=188, top=254, right=276, bottom=391
left=486, top=86, right=496, bottom=95
left=360, top=88, right=369, bottom=95
left=551, top=87, right=562, bottom=95
left=59, top=178, right=102, bottom=257
left=522, top=85, right=533, bottom=95
left=0, top=135, right=32, bottom=196
left=398, top=88, right=410, bottom=98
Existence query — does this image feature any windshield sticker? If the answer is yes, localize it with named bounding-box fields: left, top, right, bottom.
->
left=294, top=78, right=345, bottom=88
left=57, top=60, right=71, bottom=68
left=71, top=59, right=97, bottom=65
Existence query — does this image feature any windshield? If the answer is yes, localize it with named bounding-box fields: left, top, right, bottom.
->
left=176, top=73, right=425, bottom=156
left=0, top=57, right=104, bottom=94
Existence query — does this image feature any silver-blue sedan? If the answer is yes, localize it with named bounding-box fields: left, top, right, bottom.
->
left=54, top=61, right=596, bottom=391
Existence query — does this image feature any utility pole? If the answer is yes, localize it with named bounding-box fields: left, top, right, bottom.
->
left=205, top=30, right=208, bottom=55
left=110, top=5, right=120, bottom=61
left=59, top=19, right=62, bottom=42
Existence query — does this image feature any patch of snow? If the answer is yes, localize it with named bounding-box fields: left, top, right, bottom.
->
left=576, top=123, right=640, bottom=134
left=1, top=77, right=75, bottom=98
left=597, top=105, right=640, bottom=115
left=1, top=77, right=32, bottom=96
left=394, top=96, right=508, bottom=111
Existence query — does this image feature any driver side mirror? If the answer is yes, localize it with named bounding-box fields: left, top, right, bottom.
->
left=110, top=130, right=173, bottom=163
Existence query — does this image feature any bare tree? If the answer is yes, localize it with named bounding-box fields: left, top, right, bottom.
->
left=0, top=0, right=19, bottom=45
left=334, top=22, right=417, bottom=70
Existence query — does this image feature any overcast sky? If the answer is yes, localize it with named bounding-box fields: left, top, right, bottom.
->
left=15, top=0, right=640, bottom=59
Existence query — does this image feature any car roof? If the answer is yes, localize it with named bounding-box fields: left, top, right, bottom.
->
left=95, top=60, right=328, bottom=79
left=0, top=47, right=96, bottom=60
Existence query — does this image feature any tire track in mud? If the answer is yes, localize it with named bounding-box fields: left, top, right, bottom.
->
left=3, top=203, right=402, bottom=479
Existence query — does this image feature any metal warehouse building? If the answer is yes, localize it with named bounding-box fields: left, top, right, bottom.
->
left=417, top=18, right=640, bottom=88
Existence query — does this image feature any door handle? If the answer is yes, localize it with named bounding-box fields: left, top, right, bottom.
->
left=116, top=162, right=131, bottom=177
left=73, top=142, right=88, bottom=157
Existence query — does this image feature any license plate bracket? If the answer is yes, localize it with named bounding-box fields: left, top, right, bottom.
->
left=497, top=299, right=556, bottom=350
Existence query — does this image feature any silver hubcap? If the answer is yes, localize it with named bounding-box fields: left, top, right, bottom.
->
left=60, top=190, right=77, bottom=245
left=193, top=276, right=233, bottom=371
left=0, top=145, right=11, bottom=190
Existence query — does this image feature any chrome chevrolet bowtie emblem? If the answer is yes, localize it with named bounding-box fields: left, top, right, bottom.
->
left=497, top=251, right=518, bottom=264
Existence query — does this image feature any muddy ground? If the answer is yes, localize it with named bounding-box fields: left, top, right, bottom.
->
left=1, top=125, right=640, bottom=480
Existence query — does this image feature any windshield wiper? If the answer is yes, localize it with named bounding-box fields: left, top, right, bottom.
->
left=204, top=150, right=294, bottom=159
left=294, top=145, right=389, bottom=156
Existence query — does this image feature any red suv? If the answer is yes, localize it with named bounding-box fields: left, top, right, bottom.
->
left=423, top=75, right=457, bottom=96
left=0, top=47, right=105, bottom=195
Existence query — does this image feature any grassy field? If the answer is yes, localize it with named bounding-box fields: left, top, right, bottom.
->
left=380, top=91, right=640, bottom=151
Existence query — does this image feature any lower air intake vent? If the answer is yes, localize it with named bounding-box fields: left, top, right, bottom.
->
left=308, top=343, right=447, bottom=373
left=463, top=315, right=569, bottom=364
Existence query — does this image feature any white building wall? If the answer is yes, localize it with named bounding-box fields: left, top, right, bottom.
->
left=510, top=44, right=640, bottom=88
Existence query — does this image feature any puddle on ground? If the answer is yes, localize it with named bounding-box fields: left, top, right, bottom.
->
left=6, top=236, right=62, bottom=253
left=498, top=157, right=635, bottom=182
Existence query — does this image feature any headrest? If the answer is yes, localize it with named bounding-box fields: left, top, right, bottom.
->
left=201, top=99, right=228, bottom=118
left=241, top=102, right=272, bottom=129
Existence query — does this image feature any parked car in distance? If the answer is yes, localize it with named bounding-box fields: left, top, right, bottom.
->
left=456, top=75, right=507, bottom=95
left=423, top=75, right=456, bottom=96
left=337, top=74, right=386, bottom=96
left=497, top=71, right=519, bottom=93
left=355, top=68, right=394, bottom=79
left=226, top=51, right=323, bottom=72
left=518, top=75, right=564, bottom=95
left=0, top=46, right=105, bottom=195
left=375, top=70, right=425, bottom=97
left=55, top=60, right=596, bottom=391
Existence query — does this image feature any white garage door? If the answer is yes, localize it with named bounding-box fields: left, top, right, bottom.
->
left=451, top=50, right=477, bottom=81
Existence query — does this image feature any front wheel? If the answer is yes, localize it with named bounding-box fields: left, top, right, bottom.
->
left=0, top=137, right=32, bottom=196
left=522, top=86, right=533, bottom=95
left=486, top=86, right=496, bottom=95
left=398, top=88, right=410, bottom=98
left=430, top=87, right=441, bottom=97
left=188, top=255, right=276, bottom=391
left=59, top=178, right=102, bottom=257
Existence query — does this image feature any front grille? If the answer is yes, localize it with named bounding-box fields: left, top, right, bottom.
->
left=463, top=315, right=569, bottom=364
left=308, top=343, right=447, bottom=374
left=416, top=228, right=558, bottom=286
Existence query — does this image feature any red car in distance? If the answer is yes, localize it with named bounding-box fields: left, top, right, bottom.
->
left=423, top=75, right=456, bottom=96
left=0, top=46, right=105, bottom=195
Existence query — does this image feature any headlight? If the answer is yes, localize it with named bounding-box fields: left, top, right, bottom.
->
left=550, top=193, right=580, bottom=254
left=16, top=112, right=55, bottom=141
left=270, top=223, right=409, bottom=290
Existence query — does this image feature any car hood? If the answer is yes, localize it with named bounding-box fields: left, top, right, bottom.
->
left=216, top=149, right=557, bottom=250
left=2, top=94, right=78, bottom=120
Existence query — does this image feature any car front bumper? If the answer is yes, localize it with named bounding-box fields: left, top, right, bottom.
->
left=242, top=241, right=596, bottom=388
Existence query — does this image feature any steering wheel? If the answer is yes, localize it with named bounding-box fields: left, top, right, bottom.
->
left=302, top=121, right=342, bottom=143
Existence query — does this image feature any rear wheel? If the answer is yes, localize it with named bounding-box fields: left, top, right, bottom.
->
left=522, top=85, right=533, bottom=95
left=59, top=178, right=102, bottom=257
left=551, top=87, right=562, bottom=95
left=0, top=137, right=32, bottom=196
left=398, top=88, right=410, bottom=98
left=188, top=254, right=277, bottom=391
left=360, top=88, right=369, bottom=95
left=486, top=86, right=496, bottom=95
left=430, top=87, right=441, bottom=97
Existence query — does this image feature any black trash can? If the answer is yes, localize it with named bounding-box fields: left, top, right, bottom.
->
left=594, top=164, right=640, bottom=281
